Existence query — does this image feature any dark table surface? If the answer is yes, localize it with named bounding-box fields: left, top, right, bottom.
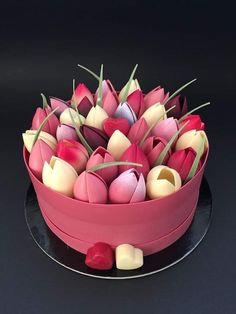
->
left=1, top=1, right=236, bottom=313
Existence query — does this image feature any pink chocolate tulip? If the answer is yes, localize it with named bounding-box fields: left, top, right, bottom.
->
left=56, top=124, right=78, bottom=142
left=152, top=117, right=178, bottom=142
left=167, top=148, right=202, bottom=181
left=127, top=90, right=145, bottom=118
left=109, top=169, right=146, bottom=204
left=50, top=97, right=69, bottom=116
left=29, top=139, right=55, bottom=180
left=144, top=86, right=169, bottom=108
left=74, top=171, right=108, bottom=203
left=142, top=136, right=171, bottom=167
left=56, top=139, right=88, bottom=174
left=119, top=144, right=150, bottom=178
left=113, top=102, right=137, bottom=125
left=86, top=147, right=118, bottom=184
left=179, top=114, right=205, bottom=134
left=128, top=118, right=148, bottom=144
left=32, top=107, right=59, bottom=136
left=72, top=83, right=94, bottom=117
left=101, top=89, right=119, bottom=116
left=81, top=125, right=108, bottom=150
left=165, top=95, right=188, bottom=119
left=95, top=79, right=117, bottom=100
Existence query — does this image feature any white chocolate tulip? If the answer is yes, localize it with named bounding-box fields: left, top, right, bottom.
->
left=60, top=108, right=85, bottom=127
left=22, top=130, right=57, bottom=153
left=107, top=130, right=131, bottom=160
left=116, top=244, right=143, bottom=270
left=85, top=106, right=108, bottom=130
left=119, top=79, right=141, bottom=101
left=175, top=129, right=208, bottom=156
left=42, top=156, right=78, bottom=197
left=141, top=103, right=167, bottom=128
left=146, top=165, right=181, bottom=199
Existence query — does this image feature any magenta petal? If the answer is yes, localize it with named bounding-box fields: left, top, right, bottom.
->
left=56, top=124, right=78, bottom=142
left=77, top=96, right=93, bottom=117
left=81, top=125, right=108, bottom=150
left=127, top=90, right=145, bottom=118
left=165, top=95, right=188, bottom=119
left=130, top=173, right=146, bottom=203
left=32, top=107, right=47, bottom=131
left=128, top=118, right=148, bottom=143
left=45, top=107, right=60, bottom=136
left=144, top=86, right=167, bottom=108
left=102, top=91, right=118, bottom=116
left=50, top=97, right=69, bottom=115
left=142, top=136, right=169, bottom=167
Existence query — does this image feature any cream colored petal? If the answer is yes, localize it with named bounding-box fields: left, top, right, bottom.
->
left=85, top=106, right=108, bottom=130
left=23, top=130, right=57, bottom=152
left=141, top=103, right=167, bottom=128
left=146, top=165, right=166, bottom=182
left=116, top=244, right=143, bottom=270
left=42, top=161, right=53, bottom=187
left=107, top=130, right=131, bottom=160
left=119, top=79, right=141, bottom=101
left=60, top=108, right=85, bottom=127
left=175, top=130, right=208, bottom=155
left=146, top=179, right=176, bottom=199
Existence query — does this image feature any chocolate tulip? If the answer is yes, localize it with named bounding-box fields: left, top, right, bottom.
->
left=127, top=117, right=148, bottom=144
left=175, top=130, right=208, bottom=156
left=103, top=117, right=130, bottom=137
left=144, top=86, right=169, bottom=108
left=23, top=130, right=57, bottom=153
left=85, top=242, right=114, bottom=270
left=152, top=117, right=178, bottom=142
left=86, top=147, right=118, bottom=184
left=165, top=95, right=187, bottom=119
left=94, top=80, right=118, bottom=116
left=50, top=97, right=69, bottom=116
left=146, top=165, right=181, bottom=199
left=29, top=139, right=55, bottom=180
left=73, top=171, right=108, bottom=203
left=81, top=125, right=108, bottom=150
left=167, top=148, right=202, bottom=181
left=95, top=79, right=117, bottom=98
left=119, top=144, right=150, bottom=178
left=116, top=244, right=143, bottom=270
left=141, top=103, right=166, bottom=128
left=32, top=107, right=59, bottom=136
left=56, top=124, right=78, bottom=142
left=56, top=139, right=88, bottom=174
left=60, top=108, right=85, bottom=128
left=127, top=89, right=145, bottom=118
left=113, top=102, right=137, bottom=125
left=179, top=114, right=205, bottom=134
left=42, top=156, right=78, bottom=197
left=119, top=79, right=141, bottom=101
left=107, top=130, right=131, bottom=160
left=85, top=105, right=108, bottom=130
left=71, top=83, right=94, bottom=116
left=142, top=136, right=170, bottom=167
left=109, top=169, right=146, bottom=204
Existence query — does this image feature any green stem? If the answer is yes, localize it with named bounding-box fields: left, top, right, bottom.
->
left=89, top=161, right=143, bottom=172
left=74, top=106, right=84, bottom=125
left=121, top=64, right=138, bottom=103
left=72, top=79, right=76, bottom=94
left=41, top=93, right=49, bottom=109
left=96, top=64, right=104, bottom=107
left=179, top=102, right=210, bottom=122
left=77, top=64, right=100, bottom=81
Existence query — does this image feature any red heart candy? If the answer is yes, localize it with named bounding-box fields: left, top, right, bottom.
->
left=103, top=118, right=130, bottom=137
left=85, top=242, right=114, bottom=270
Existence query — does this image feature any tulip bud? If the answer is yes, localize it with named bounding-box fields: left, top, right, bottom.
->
left=144, top=86, right=169, bottom=108
left=119, top=144, right=150, bottom=178
left=109, top=169, right=146, bottom=204
left=141, top=103, right=166, bottom=128
left=73, top=171, right=108, bottom=204
left=85, top=242, right=114, bottom=270
left=81, top=125, right=108, bottom=150
left=146, top=165, right=181, bottom=199
left=85, top=106, right=108, bottom=130
left=128, top=117, right=148, bottom=144
left=86, top=147, right=118, bottom=184
left=179, top=114, right=205, bottom=134
left=42, top=156, right=78, bottom=197
left=32, top=107, right=59, bottom=137
left=71, top=83, right=94, bottom=116
left=119, top=79, right=141, bottom=101
left=113, top=102, right=137, bottom=125
left=152, top=117, right=178, bottom=142
left=107, top=130, right=131, bottom=160
left=22, top=130, right=57, bottom=153
left=56, top=139, right=89, bottom=174
left=165, top=95, right=187, bottom=119
left=142, top=136, right=170, bottom=167
left=103, top=117, right=130, bottom=137
left=116, top=244, right=143, bottom=270
left=95, top=79, right=117, bottom=99
left=29, top=139, right=55, bottom=180
left=175, top=130, right=208, bottom=156
left=167, top=148, right=202, bottom=181
left=101, top=89, right=119, bottom=116
left=50, top=97, right=69, bottom=116
left=56, top=124, right=78, bottom=142
left=127, top=89, right=146, bottom=118
left=60, top=108, right=85, bottom=128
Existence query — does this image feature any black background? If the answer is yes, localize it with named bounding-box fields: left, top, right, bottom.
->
left=1, top=0, right=236, bottom=313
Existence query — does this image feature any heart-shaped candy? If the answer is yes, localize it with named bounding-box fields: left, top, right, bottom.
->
left=103, top=118, right=130, bottom=138
left=85, top=242, right=114, bottom=270
left=115, top=244, right=144, bottom=270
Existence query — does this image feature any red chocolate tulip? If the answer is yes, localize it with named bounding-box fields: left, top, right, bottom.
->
left=56, top=139, right=88, bottom=174
left=103, top=117, right=130, bottom=137
left=167, top=148, right=202, bottom=181
left=81, top=125, right=108, bottom=150
left=29, top=139, right=55, bottom=180
left=179, top=114, right=205, bottom=134
left=128, top=118, right=148, bottom=144
left=165, top=95, right=188, bottom=119
left=86, top=147, right=118, bottom=184
left=119, top=143, right=150, bottom=178
left=85, top=242, right=114, bottom=270
left=32, top=107, right=59, bottom=136
left=50, top=97, right=69, bottom=116
left=71, top=83, right=94, bottom=117
left=127, top=89, right=146, bottom=118
left=144, top=86, right=169, bottom=108
left=142, top=136, right=171, bottom=167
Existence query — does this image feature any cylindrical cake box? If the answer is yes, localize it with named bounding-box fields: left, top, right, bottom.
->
left=23, top=147, right=208, bottom=256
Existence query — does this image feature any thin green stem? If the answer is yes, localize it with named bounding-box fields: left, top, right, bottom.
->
left=89, top=161, right=143, bottom=172
left=77, top=64, right=100, bottom=81
left=96, top=64, right=104, bottom=107
left=179, top=102, right=211, bottom=122
left=121, top=64, right=138, bottom=102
